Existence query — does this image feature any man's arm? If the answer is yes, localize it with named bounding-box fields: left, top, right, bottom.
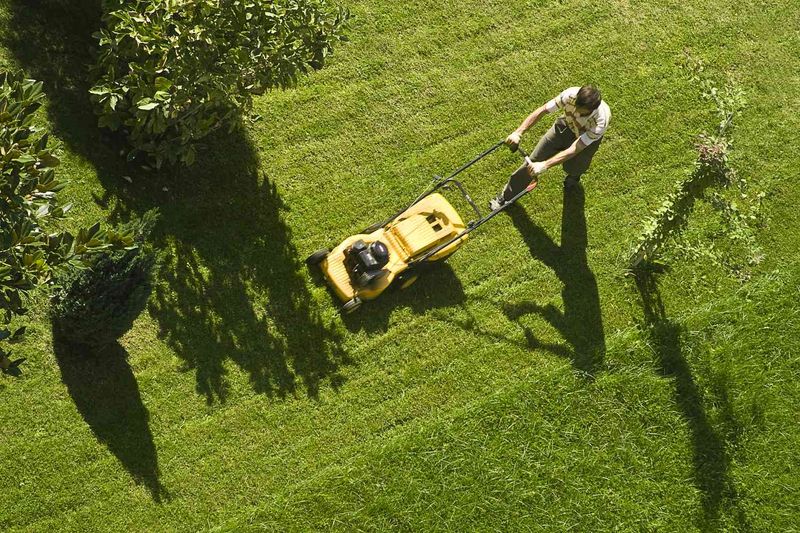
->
left=529, top=137, right=587, bottom=174
left=506, top=103, right=550, bottom=145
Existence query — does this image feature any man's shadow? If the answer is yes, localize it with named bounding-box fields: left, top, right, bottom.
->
left=502, top=186, right=606, bottom=376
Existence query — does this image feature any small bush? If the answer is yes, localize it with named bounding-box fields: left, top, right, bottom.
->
left=1, top=72, right=132, bottom=368
left=90, top=0, right=350, bottom=168
left=51, top=210, right=158, bottom=349
left=628, top=55, right=764, bottom=278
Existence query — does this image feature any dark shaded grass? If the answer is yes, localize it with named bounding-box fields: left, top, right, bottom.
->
left=3, top=0, right=350, bottom=403
left=635, top=268, right=748, bottom=530
left=504, top=185, right=606, bottom=376
left=52, top=338, right=168, bottom=502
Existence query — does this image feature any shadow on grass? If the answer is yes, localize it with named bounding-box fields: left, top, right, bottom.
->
left=634, top=267, right=748, bottom=530
left=146, top=148, right=350, bottom=402
left=338, top=263, right=467, bottom=333
left=50, top=257, right=166, bottom=501
left=5, top=0, right=350, bottom=403
left=52, top=338, right=167, bottom=501
left=1, top=0, right=138, bottom=184
left=502, top=185, right=606, bottom=376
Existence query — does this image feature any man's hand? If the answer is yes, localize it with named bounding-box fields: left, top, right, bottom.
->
left=506, top=131, right=521, bottom=148
left=524, top=157, right=548, bottom=176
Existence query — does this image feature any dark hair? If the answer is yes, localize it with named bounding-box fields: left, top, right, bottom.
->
left=576, top=85, right=602, bottom=111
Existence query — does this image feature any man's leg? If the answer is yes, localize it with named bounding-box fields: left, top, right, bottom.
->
left=562, top=137, right=602, bottom=187
left=500, top=120, right=572, bottom=203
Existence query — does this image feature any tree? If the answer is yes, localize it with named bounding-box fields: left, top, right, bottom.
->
left=0, top=72, right=132, bottom=372
left=89, top=0, right=350, bottom=168
left=51, top=210, right=158, bottom=350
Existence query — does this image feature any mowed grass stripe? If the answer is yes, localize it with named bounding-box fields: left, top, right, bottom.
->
left=227, top=266, right=800, bottom=531
left=1, top=0, right=799, bottom=530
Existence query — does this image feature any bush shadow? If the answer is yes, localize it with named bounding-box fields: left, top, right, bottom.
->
left=2, top=0, right=141, bottom=190
left=502, top=185, right=606, bottom=376
left=634, top=268, right=748, bottom=529
left=50, top=258, right=165, bottom=500
left=52, top=336, right=167, bottom=501
left=146, top=149, right=351, bottom=402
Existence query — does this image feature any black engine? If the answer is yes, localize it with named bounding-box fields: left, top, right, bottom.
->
left=344, top=239, right=390, bottom=287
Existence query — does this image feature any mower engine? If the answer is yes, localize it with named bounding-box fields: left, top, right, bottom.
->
left=344, top=240, right=390, bottom=287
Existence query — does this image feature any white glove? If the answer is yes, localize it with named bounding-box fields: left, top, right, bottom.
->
left=528, top=160, right=548, bottom=175
left=506, top=131, right=521, bottom=146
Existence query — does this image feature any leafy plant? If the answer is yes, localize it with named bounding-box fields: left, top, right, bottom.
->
left=51, top=210, right=159, bottom=349
left=0, top=72, right=132, bottom=372
left=628, top=55, right=764, bottom=278
left=90, top=0, right=350, bottom=168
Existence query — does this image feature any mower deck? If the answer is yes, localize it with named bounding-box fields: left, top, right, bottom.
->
left=320, top=193, right=467, bottom=302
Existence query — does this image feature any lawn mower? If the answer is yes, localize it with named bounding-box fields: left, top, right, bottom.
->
left=306, top=141, right=538, bottom=313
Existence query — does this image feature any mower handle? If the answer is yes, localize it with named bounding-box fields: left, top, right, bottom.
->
left=360, top=138, right=532, bottom=234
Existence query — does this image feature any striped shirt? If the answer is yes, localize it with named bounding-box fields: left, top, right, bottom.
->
left=545, top=87, right=611, bottom=145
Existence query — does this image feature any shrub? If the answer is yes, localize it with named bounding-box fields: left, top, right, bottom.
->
left=628, top=55, right=764, bottom=278
left=51, top=210, right=158, bottom=349
left=0, top=72, right=132, bottom=370
left=89, top=0, right=350, bottom=168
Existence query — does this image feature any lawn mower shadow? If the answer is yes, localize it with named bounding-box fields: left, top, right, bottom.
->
left=338, top=264, right=467, bottom=334
left=503, top=185, right=606, bottom=377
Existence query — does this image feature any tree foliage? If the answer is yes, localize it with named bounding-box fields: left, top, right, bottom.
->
left=90, top=0, right=350, bottom=168
left=0, top=72, right=132, bottom=371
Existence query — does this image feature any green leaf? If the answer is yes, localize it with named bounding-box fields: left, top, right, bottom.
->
left=13, top=154, right=36, bottom=165
left=155, top=76, right=173, bottom=91
left=38, top=153, right=60, bottom=168
left=138, top=101, right=159, bottom=111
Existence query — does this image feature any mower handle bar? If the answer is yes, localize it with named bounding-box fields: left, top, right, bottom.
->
left=360, top=138, right=533, bottom=238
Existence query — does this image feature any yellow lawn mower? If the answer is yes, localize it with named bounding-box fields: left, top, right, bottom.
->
left=306, top=141, right=538, bottom=313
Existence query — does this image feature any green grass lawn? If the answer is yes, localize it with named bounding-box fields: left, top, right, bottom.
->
left=1, top=0, right=799, bottom=530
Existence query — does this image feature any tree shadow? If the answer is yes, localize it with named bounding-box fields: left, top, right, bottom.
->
left=502, top=186, right=606, bottom=376
left=634, top=267, right=748, bottom=530
left=52, top=337, right=167, bottom=501
left=5, top=0, right=349, bottom=403
left=146, top=152, right=350, bottom=402
left=338, top=263, right=467, bottom=334
left=1, top=0, right=136, bottom=184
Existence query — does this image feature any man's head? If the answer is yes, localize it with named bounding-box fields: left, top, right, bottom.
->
left=575, top=85, right=601, bottom=116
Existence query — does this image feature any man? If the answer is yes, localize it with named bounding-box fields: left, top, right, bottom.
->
left=490, top=85, right=611, bottom=210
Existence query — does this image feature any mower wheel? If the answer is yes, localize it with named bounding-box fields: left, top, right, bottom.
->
left=305, top=248, right=330, bottom=267
left=394, top=268, right=421, bottom=290
left=342, top=297, right=362, bottom=314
